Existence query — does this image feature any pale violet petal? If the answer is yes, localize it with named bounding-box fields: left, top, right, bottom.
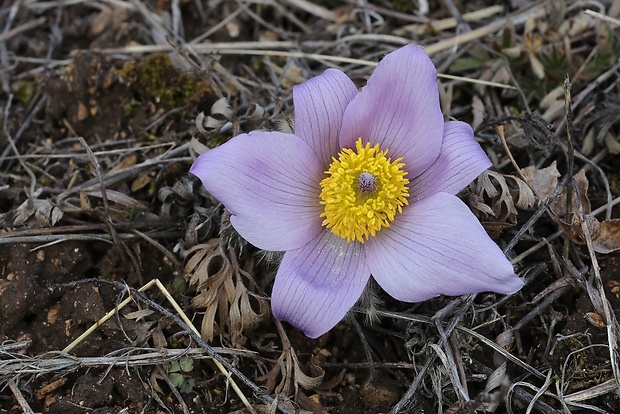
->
left=339, top=45, right=444, bottom=177
left=366, top=192, right=523, bottom=301
left=190, top=131, right=324, bottom=251
left=272, top=230, right=370, bottom=338
left=294, top=68, right=359, bottom=168
left=410, top=121, right=492, bottom=200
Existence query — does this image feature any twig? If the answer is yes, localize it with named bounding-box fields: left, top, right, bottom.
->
left=156, top=365, right=191, bottom=414
left=366, top=309, right=545, bottom=380
left=130, top=281, right=289, bottom=413
left=388, top=295, right=477, bottom=413
left=496, top=125, right=531, bottom=185
left=562, top=76, right=575, bottom=258
left=279, top=0, right=337, bottom=21
left=94, top=43, right=520, bottom=90
left=0, top=0, right=21, bottom=94
left=1, top=347, right=255, bottom=378
left=589, top=195, right=620, bottom=217
left=2, top=96, right=37, bottom=195
left=79, top=137, right=141, bottom=280
left=0, top=17, right=46, bottom=43
left=564, top=378, right=619, bottom=403
left=0, top=220, right=179, bottom=238
left=439, top=0, right=471, bottom=32
left=131, top=230, right=182, bottom=269
left=575, top=183, right=620, bottom=394
left=423, top=3, right=547, bottom=56
left=0, top=231, right=184, bottom=245
left=510, top=230, right=564, bottom=265
left=59, top=279, right=279, bottom=413
left=585, top=9, right=620, bottom=26
left=7, top=379, right=35, bottom=414
left=504, top=168, right=571, bottom=252
left=351, top=317, right=376, bottom=385
left=555, top=60, right=620, bottom=137
left=574, top=148, right=614, bottom=220
left=397, top=5, right=503, bottom=34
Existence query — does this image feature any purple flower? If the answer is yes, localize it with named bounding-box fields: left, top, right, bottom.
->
left=190, top=45, right=524, bottom=338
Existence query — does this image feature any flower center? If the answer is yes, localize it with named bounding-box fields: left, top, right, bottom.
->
left=357, top=172, right=377, bottom=194
left=319, top=138, right=410, bottom=243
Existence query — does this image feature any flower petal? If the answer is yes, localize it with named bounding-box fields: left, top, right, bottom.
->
left=339, top=45, right=444, bottom=177
left=294, top=68, right=359, bottom=169
left=410, top=121, right=491, bottom=200
left=272, top=230, right=370, bottom=338
left=190, top=131, right=324, bottom=251
left=366, top=192, right=523, bottom=302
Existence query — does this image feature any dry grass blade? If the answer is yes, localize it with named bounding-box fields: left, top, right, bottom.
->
left=1, top=345, right=255, bottom=378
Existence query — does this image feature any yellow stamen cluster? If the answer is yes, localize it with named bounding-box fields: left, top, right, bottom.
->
left=319, top=138, right=410, bottom=243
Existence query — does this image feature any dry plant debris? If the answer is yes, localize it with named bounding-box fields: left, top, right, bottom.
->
left=1, top=0, right=620, bottom=413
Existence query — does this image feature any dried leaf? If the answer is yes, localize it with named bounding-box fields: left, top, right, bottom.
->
left=521, top=113, right=557, bottom=154
left=84, top=189, right=149, bottom=211
left=604, top=132, right=620, bottom=154
left=470, top=174, right=511, bottom=234
left=469, top=193, right=496, bottom=217
left=550, top=169, right=591, bottom=217
left=294, top=360, right=324, bottom=390
left=557, top=215, right=599, bottom=246
left=211, top=97, right=233, bottom=120
left=79, top=190, right=92, bottom=212
left=195, top=112, right=208, bottom=134
left=295, top=390, right=328, bottom=414
left=203, top=115, right=228, bottom=131
left=185, top=238, right=269, bottom=347
left=490, top=65, right=511, bottom=88
left=124, top=309, right=156, bottom=320
left=568, top=12, right=594, bottom=37
left=522, top=163, right=595, bottom=244
left=241, top=103, right=265, bottom=121
left=529, top=54, right=545, bottom=80
left=13, top=197, right=64, bottom=227
left=282, top=65, right=305, bottom=89
left=131, top=171, right=153, bottom=193
left=189, top=136, right=209, bottom=157
left=539, top=86, right=564, bottom=122
left=196, top=98, right=232, bottom=134
left=508, top=175, right=536, bottom=210
left=110, top=154, right=137, bottom=172
left=581, top=95, right=620, bottom=149
left=584, top=312, right=606, bottom=329
left=501, top=46, right=522, bottom=58
left=471, top=171, right=517, bottom=221
left=471, top=95, right=485, bottom=131
left=521, top=163, right=620, bottom=253
left=581, top=128, right=596, bottom=155
left=258, top=342, right=325, bottom=401
left=521, top=161, right=560, bottom=201
left=547, top=0, right=566, bottom=29
left=277, top=114, right=295, bottom=134
left=468, top=170, right=537, bottom=236
left=89, top=5, right=128, bottom=37
left=592, top=219, right=620, bottom=254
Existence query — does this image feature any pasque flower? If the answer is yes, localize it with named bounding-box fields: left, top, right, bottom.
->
left=190, top=45, right=524, bottom=338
